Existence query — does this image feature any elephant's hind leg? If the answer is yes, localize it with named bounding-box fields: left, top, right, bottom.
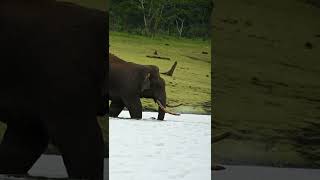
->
left=109, top=100, right=124, bottom=118
left=0, top=120, right=49, bottom=175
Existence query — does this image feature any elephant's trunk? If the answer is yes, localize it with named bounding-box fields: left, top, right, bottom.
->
left=156, top=97, right=165, bottom=120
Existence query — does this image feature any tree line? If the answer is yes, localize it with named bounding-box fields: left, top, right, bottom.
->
left=109, top=0, right=213, bottom=38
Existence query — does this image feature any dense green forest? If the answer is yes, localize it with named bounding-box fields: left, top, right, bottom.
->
left=109, top=0, right=213, bottom=38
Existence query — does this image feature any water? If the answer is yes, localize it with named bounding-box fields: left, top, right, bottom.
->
left=2, top=111, right=319, bottom=179
left=1, top=111, right=211, bottom=180
left=109, top=111, right=212, bottom=180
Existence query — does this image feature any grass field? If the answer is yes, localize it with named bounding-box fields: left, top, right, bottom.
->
left=212, top=0, right=320, bottom=168
left=110, top=31, right=211, bottom=114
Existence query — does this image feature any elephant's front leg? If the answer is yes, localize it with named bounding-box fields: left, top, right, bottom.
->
left=123, top=96, right=142, bottom=119
left=109, top=100, right=124, bottom=118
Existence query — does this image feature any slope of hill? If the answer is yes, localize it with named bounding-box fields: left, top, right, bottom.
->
left=212, top=0, right=320, bottom=168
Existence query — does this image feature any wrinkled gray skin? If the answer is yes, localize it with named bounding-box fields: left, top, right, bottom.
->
left=0, top=1, right=108, bottom=180
left=109, top=54, right=167, bottom=120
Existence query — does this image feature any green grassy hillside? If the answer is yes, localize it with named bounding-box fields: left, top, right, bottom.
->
left=212, top=0, right=320, bottom=168
left=110, top=31, right=211, bottom=114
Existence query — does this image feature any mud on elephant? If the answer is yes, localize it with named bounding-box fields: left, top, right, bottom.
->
left=109, top=54, right=179, bottom=120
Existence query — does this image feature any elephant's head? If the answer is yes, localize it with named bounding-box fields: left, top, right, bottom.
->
left=141, top=65, right=179, bottom=120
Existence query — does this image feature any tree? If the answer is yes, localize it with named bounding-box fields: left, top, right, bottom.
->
left=109, top=0, right=213, bottom=38
left=175, top=17, right=184, bottom=37
left=136, top=0, right=167, bottom=36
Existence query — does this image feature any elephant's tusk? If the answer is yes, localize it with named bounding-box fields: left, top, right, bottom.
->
left=166, top=103, right=183, bottom=108
left=156, top=100, right=181, bottom=116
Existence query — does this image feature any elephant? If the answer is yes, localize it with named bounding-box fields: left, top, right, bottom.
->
left=0, top=1, right=108, bottom=180
left=109, top=53, right=179, bottom=120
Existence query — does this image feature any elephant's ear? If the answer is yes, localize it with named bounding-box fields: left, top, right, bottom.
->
left=141, top=73, right=151, bottom=92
